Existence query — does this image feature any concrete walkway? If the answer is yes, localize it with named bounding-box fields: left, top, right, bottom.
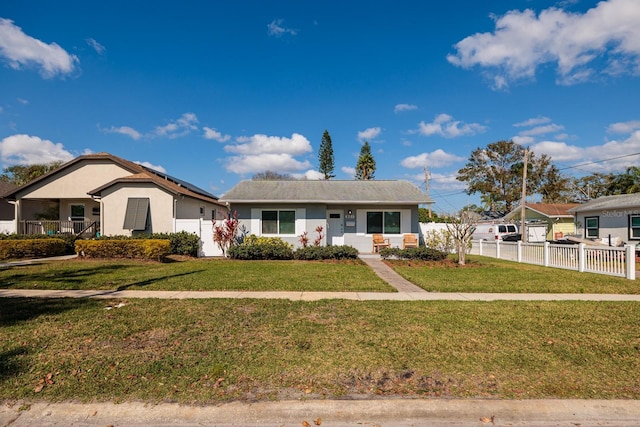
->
left=2, top=398, right=640, bottom=426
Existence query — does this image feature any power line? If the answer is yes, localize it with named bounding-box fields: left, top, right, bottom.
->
left=557, top=152, right=640, bottom=172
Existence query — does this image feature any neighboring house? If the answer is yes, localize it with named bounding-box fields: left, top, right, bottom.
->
left=0, top=181, right=18, bottom=233
left=569, top=193, right=640, bottom=246
left=220, top=180, right=433, bottom=253
left=4, top=152, right=225, bottom=238
left=503, top=203, right=580, bottom=241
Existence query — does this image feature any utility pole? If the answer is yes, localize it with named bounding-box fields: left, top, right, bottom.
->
left=520, top=148, right=529, bottom=243
left=424, top=165, right=432, bottom=218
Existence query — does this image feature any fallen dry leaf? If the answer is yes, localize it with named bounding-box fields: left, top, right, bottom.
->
left=480, top=415, right=495, bottom=424
left=302, top=421, right=310, bottom=427
left=34, top=383, right=44, bottom=393
left=314, top=417, right=322, bottom=425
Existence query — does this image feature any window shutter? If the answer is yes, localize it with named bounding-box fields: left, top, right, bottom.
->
left=123, top=198, right=150, bottom=230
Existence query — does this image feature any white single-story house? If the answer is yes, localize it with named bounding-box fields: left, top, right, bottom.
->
left=4, top=152, right=226, bottom=238
left=503, top=203, right=580, bottom=241
left=569, top=193, right=640, bottom=246
left=220, top=180, right=433, bottom=253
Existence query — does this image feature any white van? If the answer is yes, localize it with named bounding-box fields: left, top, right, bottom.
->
left=472, top=223, right=518, bottom=241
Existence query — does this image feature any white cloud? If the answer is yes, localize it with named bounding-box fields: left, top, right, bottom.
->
left=293, top=169, right=325, bottom=180
left=0, top=18, right=78, bottom=78
left=447, top=0, right=640, bottom=87
left=225, top=133, right=312, bottom=156
left=203, top=126, right=231, bottom=142
left=267, top=19, right=297, bottom=37
left=102, top=125, right=142, bottom=140
left=134, top=161, right=166, bottom=173
left=514, top=116, right=552, bottom=127
left=519, top=123, right=565, bottom=136
left=532, top=130, right=640, bottom=171
left=223, top=133, right=313, bottom=175
left=225, top=153, right=311, bottom=174
left=341, top=166, right=356, bottom=178
left=85, top=38, right=105, bottom=55
left=607, top=120, right=640, bottom=134
left=394, top=103, right=418, bottom=113
left=154, top=112, right=198, bottom=138
left=512, top=135, right=536, bottom=145
left=400, top=149, right=465, bottom=169
left=0, top=134, right=74, bottom=166
left=430, top=172, right=468, bottom=191
left=416, top=114, right=487, bottom=138
left=17, top=98, right=28, bottom=105
left=357, top=127, right=382, bottom=142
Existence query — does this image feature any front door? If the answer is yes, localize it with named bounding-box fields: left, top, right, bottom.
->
left=327, top=210, right=344, bottom=245
left=70, top=204, right=85, bottom=233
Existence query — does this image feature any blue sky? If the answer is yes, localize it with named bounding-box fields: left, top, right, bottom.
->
left=1, top=0, right=639, bottom=214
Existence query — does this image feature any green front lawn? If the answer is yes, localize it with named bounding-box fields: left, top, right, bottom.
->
left=1, top=298, right=638, bottom=402
left=388, top=256, right=640, bottom=294
left=0, top=258, right=393, bottom=292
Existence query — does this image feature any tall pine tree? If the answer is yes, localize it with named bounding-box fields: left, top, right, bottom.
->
left=318, top=130, right=335, bottom=179
left=355, top=141, right=376, bottom=180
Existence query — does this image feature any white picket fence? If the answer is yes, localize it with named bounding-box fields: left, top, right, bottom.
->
left=470, top=240, right=637, bottom=280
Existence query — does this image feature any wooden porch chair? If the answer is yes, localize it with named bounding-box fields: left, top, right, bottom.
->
left=402, top=233, right=418, bottom=249
left=372, top=234, right=391, bottom=253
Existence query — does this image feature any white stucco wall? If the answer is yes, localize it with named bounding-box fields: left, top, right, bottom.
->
left=99, top=183, right=175, bottom=236
left=16, top=161, right=132, bottom=199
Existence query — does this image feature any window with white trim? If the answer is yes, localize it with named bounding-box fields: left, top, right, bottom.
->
left=366, top=211, right=401, bottom=234
left=261, top=210, right=295, bottom=235
left=585, top=216, right=599, bottom=239
left=630, top=215, right=640, bottom=240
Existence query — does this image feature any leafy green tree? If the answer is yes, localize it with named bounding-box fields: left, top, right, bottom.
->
left=0, top=161, right=64, bottom=186
left=251, top=170, right=296, bottom=180
left=457, top=140, right=559, bottom=212
left=607, top=166, right=640, bottom=195
left=355, top=141, right=376, bottom=180
left=318, top=130, right=335, bottom=180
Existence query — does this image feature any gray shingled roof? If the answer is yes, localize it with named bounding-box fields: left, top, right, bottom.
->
left=220, top=180, right=433, bottom=204
left=569, top=193, right=640, bottom=213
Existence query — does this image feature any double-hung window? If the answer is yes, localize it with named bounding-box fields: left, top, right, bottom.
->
left=585, top=216, right=599, bottom=239
left=630, top=215, right=640, bottom=240
left=262, top=210, right=295, bottom=235
left=366, top=211, right=401, bottom=234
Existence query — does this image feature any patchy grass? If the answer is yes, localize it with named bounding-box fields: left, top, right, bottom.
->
left=1, top=298, right=639, bottom=402
left=387, top=256, right=640, bottom=294
left=0, top=258, right=393, bottom=292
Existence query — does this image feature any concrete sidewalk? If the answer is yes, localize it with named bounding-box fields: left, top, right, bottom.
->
left=2, top=398, right=640, bottom=426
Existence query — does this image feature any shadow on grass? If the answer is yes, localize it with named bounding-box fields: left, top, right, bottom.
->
left=0, top=347, right=29, bottom=380
left=115, top=270, right=205, bottom=291
left=0, top=297, right=103, bottom=327
left=0, top=263, right=138, bottom=289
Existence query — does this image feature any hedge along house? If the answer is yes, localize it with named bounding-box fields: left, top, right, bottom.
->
left=220, top=180, right=433, bottom=253
left=4, top=152, right=225, bottom=238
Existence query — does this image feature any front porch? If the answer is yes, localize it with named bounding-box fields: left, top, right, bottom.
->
left=19, top=220, right=100, bottom=238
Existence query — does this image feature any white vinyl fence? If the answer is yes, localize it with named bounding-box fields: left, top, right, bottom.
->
left=470, top=240, right=636, bottom=280
left=175, top=218, right=224, bottom=257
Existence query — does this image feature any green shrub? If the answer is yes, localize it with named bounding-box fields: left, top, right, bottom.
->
left=379, top=246, right=447, bottom=261
left=0, top=233, right=76, bottom=254
left=0, top=238, right=67, bottom=260
left=227, top=236, right=293, bottom=260
left=76, top=239, right=171, bottom=261
left=293, top=245, right=358, bottom=260
left=96, top=231, right=200, bottom=256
